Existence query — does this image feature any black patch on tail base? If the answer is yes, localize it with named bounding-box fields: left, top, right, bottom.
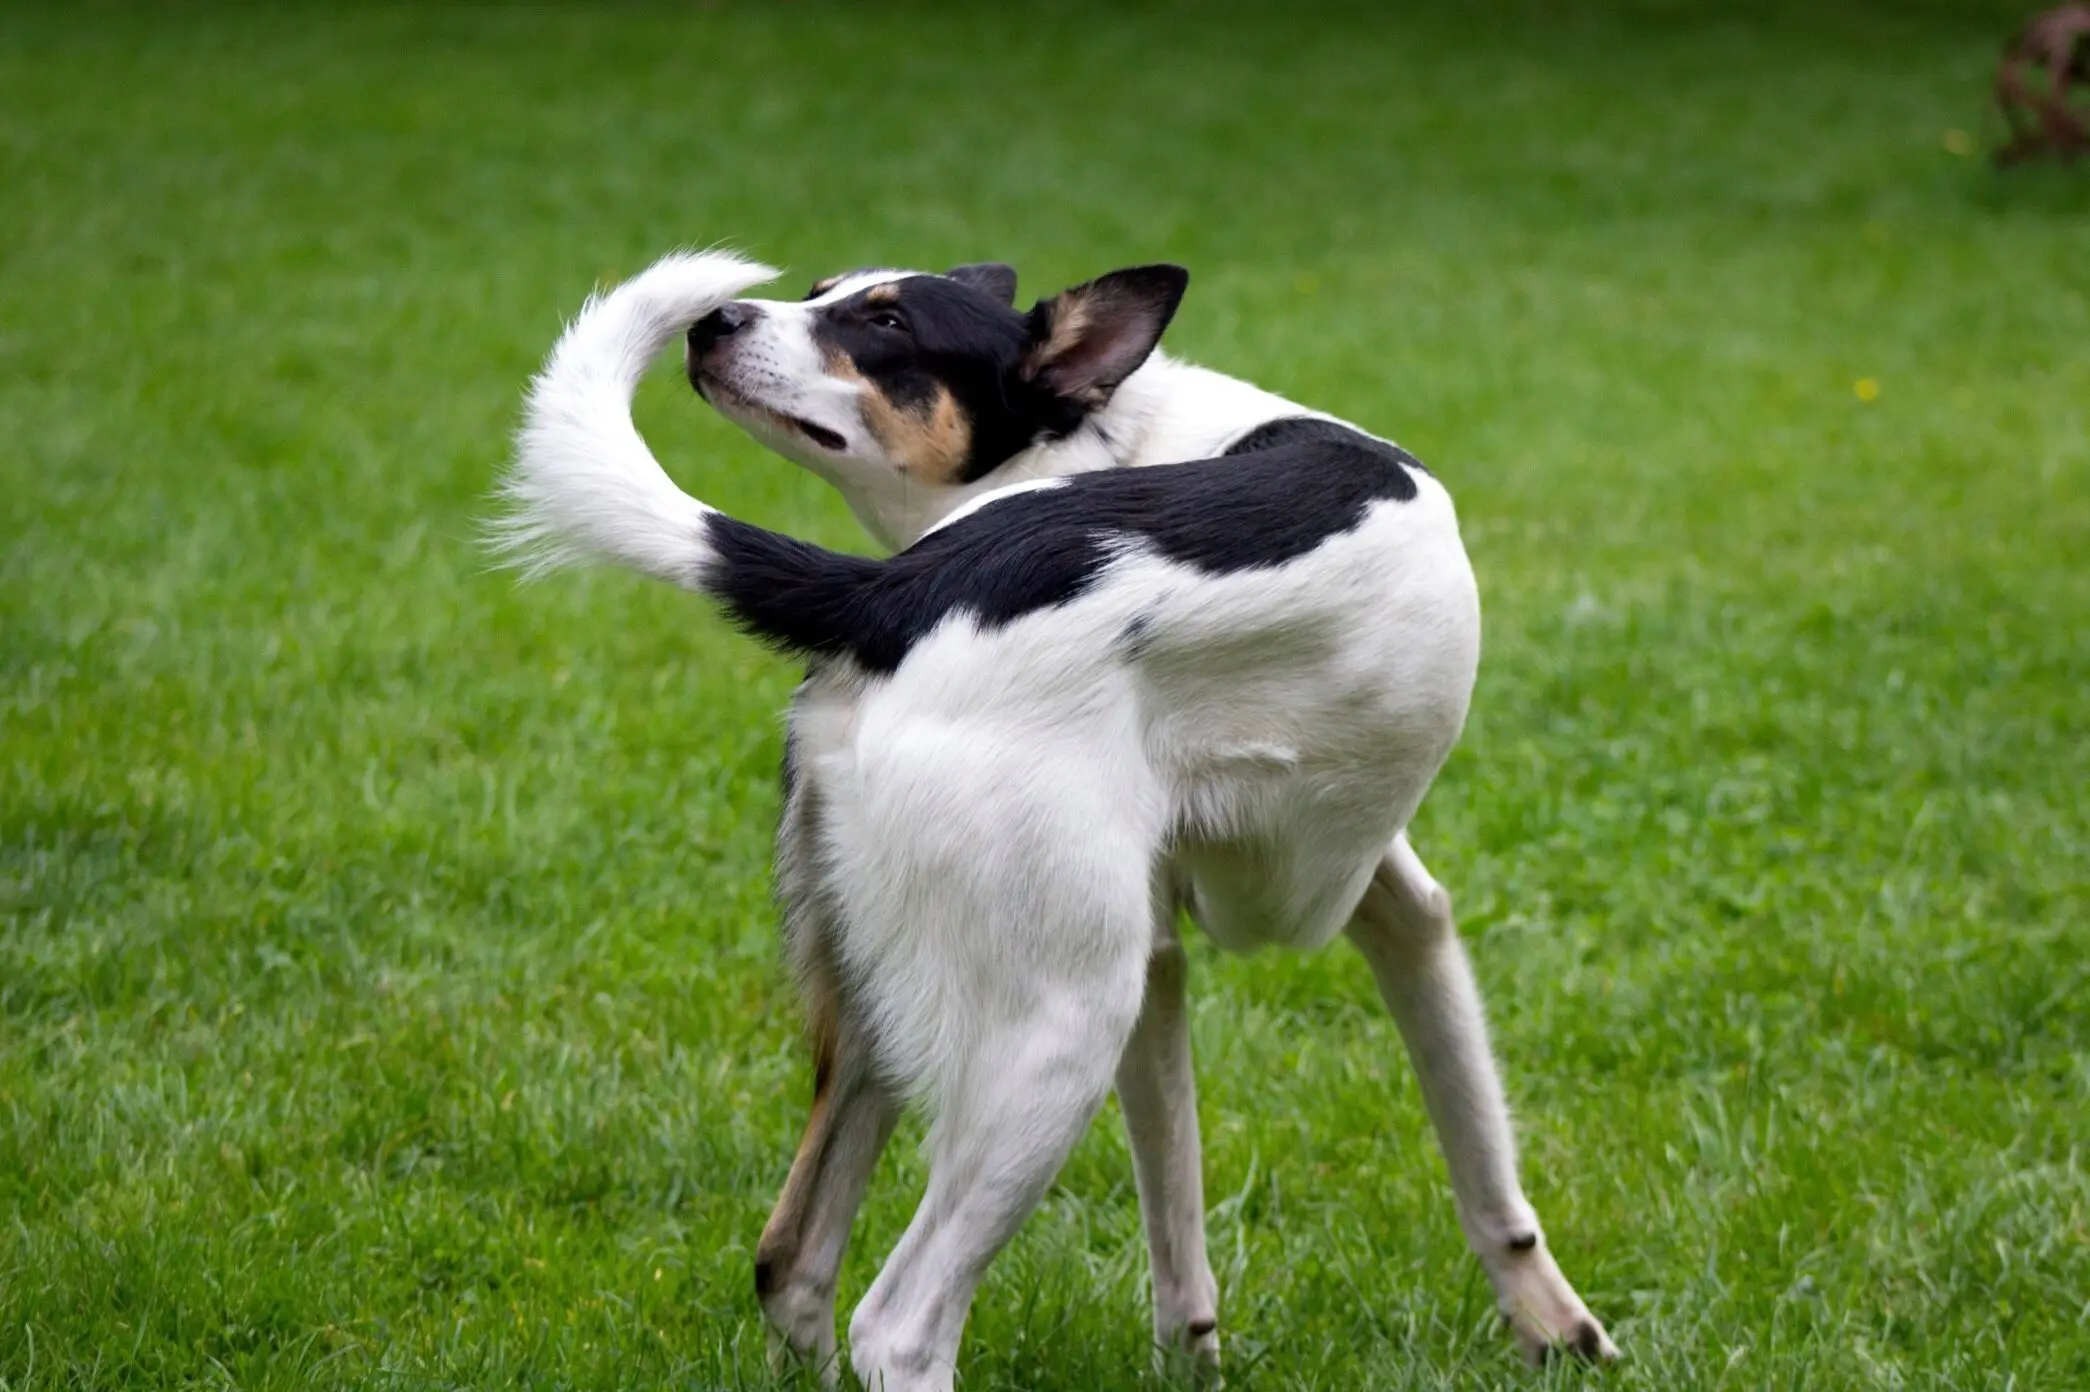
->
left=702, top=518, right=886, bottom=662
left=703, top=431, right=1419, bottom=675
left=703, top=512, right=1094, bottom=674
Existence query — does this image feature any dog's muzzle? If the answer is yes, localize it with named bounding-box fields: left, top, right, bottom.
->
left=687, top=302, right=758, bottom=397
left=688, top=301, right=756, bottom=361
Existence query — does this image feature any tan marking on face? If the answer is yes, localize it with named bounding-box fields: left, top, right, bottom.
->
left=808, top=274, right=844, bottom=297
left=864, top=282, right=900, bottom=306
left=821, top=347, right=975, bottom=484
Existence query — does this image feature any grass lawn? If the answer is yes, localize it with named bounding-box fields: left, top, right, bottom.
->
left=4, top=1, right=2087, bottom=1387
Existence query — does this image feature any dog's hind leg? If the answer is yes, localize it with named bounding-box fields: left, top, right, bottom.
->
left=847, top=962, right=1150, bottom=1392
left=756, top=1000, right=901, bottom=1381
left=830, top=703, right=1164, bottom=1390
left=1345, top=832, right=1617, bottom=1365
left=1115, top=904, right=1221, bottom=1374
left=758, top=732, right=904, bottom=1381
left=841, top=846, right=1156, bottom=1387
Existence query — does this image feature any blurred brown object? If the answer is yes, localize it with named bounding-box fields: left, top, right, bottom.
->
left=1995, top=5, right=2090, bottom=164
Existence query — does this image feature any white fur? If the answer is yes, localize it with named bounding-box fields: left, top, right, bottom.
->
left=692, top=271, right=932, bottom=547
left=491, top=251, right=777, bottom=584
left=502, top=253, right=1615, bottom=1391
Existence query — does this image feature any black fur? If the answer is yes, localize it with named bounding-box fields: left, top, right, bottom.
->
left=1224, top=416, right=1429, bottom=483
left=809, top=276, right=1044, bottom=483
left=703, top=429, right=1423, bottom=674
left=943, top=262, right=1018, bottom=304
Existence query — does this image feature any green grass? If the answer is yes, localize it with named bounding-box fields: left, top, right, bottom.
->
left=4, top=1, right=2087, bottom=1387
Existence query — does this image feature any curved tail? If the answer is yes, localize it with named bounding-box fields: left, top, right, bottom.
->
left=494, top=250, right=779, bottom=586
left=493, top=252, right=887, bottom=662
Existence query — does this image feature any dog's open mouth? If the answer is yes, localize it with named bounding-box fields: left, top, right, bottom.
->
left=783, top=415, right=847, bottom=452
left=698, top=377, right=847, bottom=453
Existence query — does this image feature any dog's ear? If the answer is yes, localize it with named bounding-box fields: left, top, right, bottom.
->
left=1021, top=265, right=1189, bottom=409
left=943, top=262, right=1018, bottom=305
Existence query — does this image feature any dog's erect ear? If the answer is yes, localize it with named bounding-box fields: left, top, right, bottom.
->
left=1021, top=264, right=1189, bottom=409
left=943, top=262, right=1018, bottom=305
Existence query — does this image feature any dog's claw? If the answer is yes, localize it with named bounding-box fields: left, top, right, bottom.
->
left=1516, top=1312, right=1620, bottom=1368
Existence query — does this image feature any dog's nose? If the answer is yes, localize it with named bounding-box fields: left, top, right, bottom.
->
left=688, top=302, right=756, bottom=360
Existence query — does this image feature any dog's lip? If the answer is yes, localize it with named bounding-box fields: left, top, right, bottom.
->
left=696, top=376, right=847, bottom=453
left=787, top=416, right=848, bottom=452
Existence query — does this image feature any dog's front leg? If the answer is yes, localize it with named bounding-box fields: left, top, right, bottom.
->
left=1345, top=832, right=1617, bottom=1366
left=1115, top=911, right=1221, bottom=1375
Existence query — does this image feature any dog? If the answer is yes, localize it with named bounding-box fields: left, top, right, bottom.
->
left=496, top=250, right=1616, bottom=1390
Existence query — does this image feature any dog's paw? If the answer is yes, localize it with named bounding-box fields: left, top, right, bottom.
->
left=1489, top=1241, right=1618, bottom=1368
left=1513, top=1310, right=1619, bottom=1368
left=1152, top=1318, right=1223, bottom=1386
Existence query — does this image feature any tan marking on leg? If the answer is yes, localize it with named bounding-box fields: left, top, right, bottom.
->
left=756, top=991, right=841, bottom=1295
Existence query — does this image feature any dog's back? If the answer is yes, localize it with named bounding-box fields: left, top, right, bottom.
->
left=766, top=429, right=1473, bottom=1002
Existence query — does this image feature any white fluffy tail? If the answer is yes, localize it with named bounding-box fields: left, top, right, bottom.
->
left=492, top=251, right=779, bottom=586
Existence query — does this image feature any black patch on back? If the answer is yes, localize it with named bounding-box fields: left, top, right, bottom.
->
left=1225, top=416, right=1429, bottom=482
left=704, top=429, right=1423, bottom=674
left=811, top=276, right=1059, bottom=482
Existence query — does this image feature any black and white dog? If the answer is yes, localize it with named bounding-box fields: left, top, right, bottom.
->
left=497, top=251, right=1615, bottom=1390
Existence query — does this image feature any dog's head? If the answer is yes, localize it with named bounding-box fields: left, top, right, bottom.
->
left=685, top=261, right=1188, bottom=500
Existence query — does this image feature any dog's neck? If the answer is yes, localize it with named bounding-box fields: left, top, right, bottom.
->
left=845, top=352, right=1323, bottom=551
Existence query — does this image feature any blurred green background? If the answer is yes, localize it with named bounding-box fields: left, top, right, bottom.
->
left=3, top=2, right=2085, bottom=1387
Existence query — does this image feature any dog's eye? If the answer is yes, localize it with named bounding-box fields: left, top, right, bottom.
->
left=868, top=310, right=907, bottom=334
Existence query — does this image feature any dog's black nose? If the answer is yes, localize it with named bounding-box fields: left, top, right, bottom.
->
left=688, top=302, right=755, bottom=360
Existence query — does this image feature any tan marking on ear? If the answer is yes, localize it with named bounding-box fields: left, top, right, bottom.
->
left=1038, top=297, right=1092, bottom=366
left=820, top=345, right=975, bottom=484
left=1023, top=293, right=1110, bottom=407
